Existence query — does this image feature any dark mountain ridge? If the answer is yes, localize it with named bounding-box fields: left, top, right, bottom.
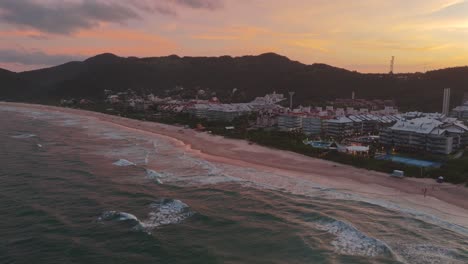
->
left=1, top=52, right=467, bottom=111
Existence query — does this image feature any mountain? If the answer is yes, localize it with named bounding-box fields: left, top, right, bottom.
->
left=1, top=52, right=468, bottom=111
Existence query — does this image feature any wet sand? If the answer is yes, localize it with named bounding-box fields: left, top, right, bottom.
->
left=3, top=102, right=468, bottom=227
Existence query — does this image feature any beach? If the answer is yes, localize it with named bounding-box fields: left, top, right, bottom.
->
left=3, top=102, right=468, bottom=228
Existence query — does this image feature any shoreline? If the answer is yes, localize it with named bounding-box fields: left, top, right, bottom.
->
left=2, top=102, right=468, bottom=228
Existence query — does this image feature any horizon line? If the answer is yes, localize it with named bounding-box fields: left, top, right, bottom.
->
left=2, top=52, right=468, bottom=75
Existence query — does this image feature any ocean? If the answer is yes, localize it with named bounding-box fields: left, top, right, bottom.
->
left=0, top=105, right=467, bottom=264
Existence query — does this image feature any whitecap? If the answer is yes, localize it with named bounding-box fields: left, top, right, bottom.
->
left=316, top=220, right=392, bottom=257
left=138, top=199, right=194, bottom=231
left=98, top=199, right=194, bottom=233
left=113, top=159, right=136, bottom=167
left=98, top=211, right=140, bottom=222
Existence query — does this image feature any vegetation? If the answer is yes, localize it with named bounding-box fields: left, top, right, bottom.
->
left=426, top=155, right=468, bottom=185
left=2, top=53, right=468, bottom=111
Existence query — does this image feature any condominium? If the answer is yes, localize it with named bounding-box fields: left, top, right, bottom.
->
left=277, top=114, right=303, bottom=131
left=324, top=117, right=355, bottom=138
left=380, top=116, right=468, bottom=155
left=302, top=116, right=323, bottom=135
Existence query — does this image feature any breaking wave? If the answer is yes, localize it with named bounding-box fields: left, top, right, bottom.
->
left=315, top=220, right=393, bottom=258
left=140, top=199, right=194, bottom=231
left=98, top=211, right=139, bottom=222
left=98, top=199, right=194, bottom=233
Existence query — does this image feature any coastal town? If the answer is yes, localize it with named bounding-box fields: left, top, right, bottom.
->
left=60, top=87, right=468, bottom=184
left=3, top=1, right=468, bottom=262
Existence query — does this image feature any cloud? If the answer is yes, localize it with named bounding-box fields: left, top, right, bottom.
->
left=172, top=0, right=223, bottom=10
left=430, top=0, right=468, bottom=19
left=0, top=0, right=140, bottom=34
left=0, top=48, right=85, bottom=66
left=0, top=0, right=224, bottom=35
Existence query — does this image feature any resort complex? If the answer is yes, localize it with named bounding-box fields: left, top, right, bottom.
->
left=380, top=113, right=468, bottom=155
left=56, top=87, right=468, bottom=182
left=93, top=89, right=468, bottom=157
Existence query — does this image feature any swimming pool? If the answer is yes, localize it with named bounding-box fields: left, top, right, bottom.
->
left=376, top=155, right=442, bottom=168
left=306, top=141, right=333, bottom=149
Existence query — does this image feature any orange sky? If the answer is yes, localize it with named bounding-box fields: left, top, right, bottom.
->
left=0, top=0, right=467, bottom=72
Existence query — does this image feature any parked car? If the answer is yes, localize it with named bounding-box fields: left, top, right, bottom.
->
left=390, top=170, right=405, bottom=178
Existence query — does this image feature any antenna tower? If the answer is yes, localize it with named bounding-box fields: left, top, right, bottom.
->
left=389, top=56, right=395, bottom=74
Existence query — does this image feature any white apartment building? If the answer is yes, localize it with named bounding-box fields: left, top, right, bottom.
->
left=380, top=117, right=468, bottom=155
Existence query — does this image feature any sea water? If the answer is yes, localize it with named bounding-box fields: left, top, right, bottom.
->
left=0, top=105, right=467, bottom=264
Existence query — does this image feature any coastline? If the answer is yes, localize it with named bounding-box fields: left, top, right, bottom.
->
left=3, top=102, right=468, bottom=228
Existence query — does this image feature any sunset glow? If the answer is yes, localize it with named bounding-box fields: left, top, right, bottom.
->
left=1, top=0, right=467, bottom=72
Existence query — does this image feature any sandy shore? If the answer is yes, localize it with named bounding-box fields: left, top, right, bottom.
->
left=3, top=102, right=468, bottom=227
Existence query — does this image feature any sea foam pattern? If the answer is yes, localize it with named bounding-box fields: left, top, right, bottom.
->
left=140, top=199, right=194, bottom=231
left=316, top=220, right=392, bottom=257
left=98, top=199, right=194, bottom=233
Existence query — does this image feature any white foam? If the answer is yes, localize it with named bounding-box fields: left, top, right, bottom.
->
left=393, top=243, right=466, bottom=264
left=98, top=211, right=139, bottom=222
left=144, top=152, right=150, bottom=165
left=113, top=159, right=136, bottom=167
left=316, top=220, right=391, bottom=257
left=11, top=133, right=36, bottom=139
left=146, top=169, right=164, bottom=184
left=139, top=199, right=194, bottom=231
left=98, top=199, right=194, bottom=233
left=60, top=119, right=80, bottom=127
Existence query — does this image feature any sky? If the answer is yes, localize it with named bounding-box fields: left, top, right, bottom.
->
left=0, top=0, right=467, bottom=73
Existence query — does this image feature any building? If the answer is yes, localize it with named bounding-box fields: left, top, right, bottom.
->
left=347, top=114, right=399, bottom=135
left=450, top=101, right=468, bottom=120
left=302, top=116, right=323, bottom=135
left=278, top=114, right=303, bottom=131
left=187, top=92, right=286, bottom=122
left=380, top=116, right=468, bottom=155
left=329, top=98, right=397, bottom=111
left=325, top=117, right=355, bottom=138
left=189, top=103, right=253, bottom=122
left=276, top=107, right=401, bottom=138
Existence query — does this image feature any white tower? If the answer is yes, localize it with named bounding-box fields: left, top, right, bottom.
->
left=288, top=92, right=295, bottom=110
left=442, top=88, right=451, bottom=115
